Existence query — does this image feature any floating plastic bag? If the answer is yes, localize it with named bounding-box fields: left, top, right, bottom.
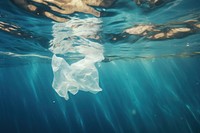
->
left=50, top=17, right=104, bottom=100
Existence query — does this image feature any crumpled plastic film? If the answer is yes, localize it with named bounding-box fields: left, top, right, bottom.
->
left=49, top=17, right=104, bottom=100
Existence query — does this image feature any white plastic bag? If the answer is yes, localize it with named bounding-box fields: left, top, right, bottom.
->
left=50, top=17, right=104, bottom=100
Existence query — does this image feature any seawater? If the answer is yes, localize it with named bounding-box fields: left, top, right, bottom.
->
left=0, top=0, right=200, bottom=133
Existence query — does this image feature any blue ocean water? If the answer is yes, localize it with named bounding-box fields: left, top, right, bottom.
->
left=0, top=0, right=200, bottom=133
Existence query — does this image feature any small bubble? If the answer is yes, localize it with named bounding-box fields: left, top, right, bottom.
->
left=113, top=37, right=117, bottom=40
left=53, top=100, right=56, bottom=104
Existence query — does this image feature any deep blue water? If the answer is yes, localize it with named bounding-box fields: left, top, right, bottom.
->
left=1, top=0, right=200, bottom=133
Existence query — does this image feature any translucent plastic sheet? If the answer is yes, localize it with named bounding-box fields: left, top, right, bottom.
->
left=49, top=17, right=104, bottom=100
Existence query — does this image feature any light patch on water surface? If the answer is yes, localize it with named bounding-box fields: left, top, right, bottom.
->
left=49, top=17, right=104, bottom=100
